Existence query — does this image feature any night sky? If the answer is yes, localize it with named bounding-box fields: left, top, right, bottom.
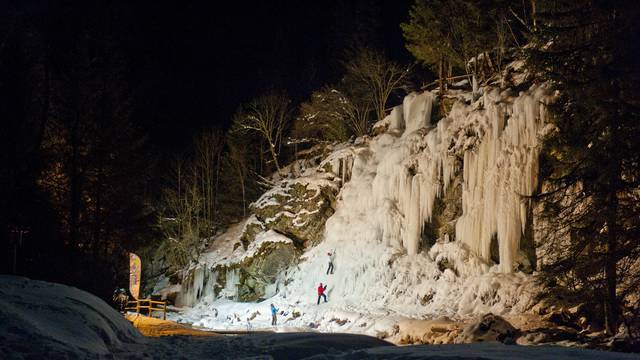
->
left=0, top=0, right=417, bottom=152
left=107, top=0, right=413, bottom=151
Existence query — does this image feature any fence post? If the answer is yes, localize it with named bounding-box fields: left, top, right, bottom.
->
left=163, top=301, right=167, bottom=320
left=136, top=300, right=140, bottom=315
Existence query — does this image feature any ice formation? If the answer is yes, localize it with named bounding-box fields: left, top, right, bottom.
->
left=174, top=84, right=551, bottom=330
left=365, top=86, right=547, bottom=270
left=278, top=84, right=549, bottom=316
left=455, top=87, right=548, bottom=272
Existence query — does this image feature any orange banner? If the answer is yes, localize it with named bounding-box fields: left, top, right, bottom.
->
left=129, top=253, right=141, bottom=300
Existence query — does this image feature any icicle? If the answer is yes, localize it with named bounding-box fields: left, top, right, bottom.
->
left=454, top=86, right=548, bottom=272
left=320, top=85, right=547, bottom=274
left=405, top=174, right=422, bottom=255
left=472, top=75, right=479, bottom=100
left=403, top=92, right=436, bottom=136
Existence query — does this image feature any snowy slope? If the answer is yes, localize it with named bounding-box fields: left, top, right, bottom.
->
left=2, top=276, right=637, bottom=360
left=0, top=275, right=145, bottom=358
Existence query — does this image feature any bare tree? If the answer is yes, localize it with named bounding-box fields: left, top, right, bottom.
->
left=193, top=129, right=224, bottom=232
left=158, top=157, right=206, bottom=270
left=342, top=91, right=372, bottom=137
left=233, top=91, right=291, bottom=172
left=226, top=134, right=249, bottom=217
left=344, top=48, right=412, bottom=122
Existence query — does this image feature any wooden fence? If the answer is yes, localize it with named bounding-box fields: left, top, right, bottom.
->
left=125, top=298, right=168, bottom=320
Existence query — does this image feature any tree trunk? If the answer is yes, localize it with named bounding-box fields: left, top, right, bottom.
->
left=604, top=189, right=619, bottom=335
left=70, top=115, right=81, bottom=248
left=604, top=117, right=620, bottom=335
left=214, top=152, right=220, bottom=219
left=268, top=142, right=281, bottom=172
left=36, top=60, right=50, bottom=151
left=531, top=0, right=537, bottom=31
left=259, top=141, right=264, bottom=175
left=237, top=166, right=246, bottom=218
left=439, top=54, right=444, bottom=96
left=94, top=158, right=103, bottom=257
left=439, top=55, right=447, bottom=115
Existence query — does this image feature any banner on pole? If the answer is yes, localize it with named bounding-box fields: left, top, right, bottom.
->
left=129, top=252, right=141, bottom=300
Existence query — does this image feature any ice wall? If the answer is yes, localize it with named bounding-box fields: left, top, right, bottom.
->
left=176, top=84, right=549, bottom=320
left=455, top=87, right=548, bottom=272
left=369, top=87, right=548, bottom=271
left=277, top=85, right=548, bottom=318
left=176, top=266, right=217, bottom=307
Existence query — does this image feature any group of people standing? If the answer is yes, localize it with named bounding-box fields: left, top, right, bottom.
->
left=270, top=249, right=337, bottom=326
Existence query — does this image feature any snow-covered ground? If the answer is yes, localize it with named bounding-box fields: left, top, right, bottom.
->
left=2, top=276, right=638, bottom=360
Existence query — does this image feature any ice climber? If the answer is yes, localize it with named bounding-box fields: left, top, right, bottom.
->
left=317, top=283, right=328, bottom=304
left=270, top=303, right=278, bottom=325
left=326, top=249, right=335, bottom=275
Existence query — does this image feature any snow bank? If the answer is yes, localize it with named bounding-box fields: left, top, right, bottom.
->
left=0, top=275, right=144, bottom=358
left=3, top=276, right=636, bottom=359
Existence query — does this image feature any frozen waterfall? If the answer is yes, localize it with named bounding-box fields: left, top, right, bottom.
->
left=366, top=86, right=547, bottom=271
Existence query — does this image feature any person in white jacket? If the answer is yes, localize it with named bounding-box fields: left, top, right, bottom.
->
left=326, top=249, right=335, bottom=275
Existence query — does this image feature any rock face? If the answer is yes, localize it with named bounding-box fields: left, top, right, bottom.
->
left=251, top=178, right=338, bottom=247
left=230, top=172, right=343, bottom=300
left=455, top=313, right=519, bottom=344
left=234, top=240, right=299, bottom=302
left=171, top=142, right=355, bottom=306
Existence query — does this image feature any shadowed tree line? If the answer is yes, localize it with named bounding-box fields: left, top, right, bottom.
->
left=527, top=0, right=640, bottom=336
left=1, top=2, right=155, bottom=298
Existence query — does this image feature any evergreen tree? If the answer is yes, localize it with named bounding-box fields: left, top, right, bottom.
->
left=402, top=0, right=534, bottom=90
left=0, top=0, right=157, bottom=297
left=402, top=0, right=489, bottom=92
left=529, top=0, right=640, bottom=335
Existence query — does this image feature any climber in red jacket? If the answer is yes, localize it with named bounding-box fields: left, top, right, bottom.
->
left=317, top=283, right=328, bottom=304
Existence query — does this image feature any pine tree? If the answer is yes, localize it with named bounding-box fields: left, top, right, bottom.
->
left=529, top=0, right=640, bottom=335
left=402, top=0, right=489, bottom=92
left=402, top=0, right=535, bottom=91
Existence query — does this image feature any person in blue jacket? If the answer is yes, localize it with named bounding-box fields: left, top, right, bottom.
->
left=270, top=303, right=279, bottom=326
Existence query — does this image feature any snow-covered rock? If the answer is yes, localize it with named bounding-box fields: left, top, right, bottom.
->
left=251, top=172, right=340, bottom=247
left=0, top=275, right=143, bottom=358
left=455, top=313, right=519, bottom=344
